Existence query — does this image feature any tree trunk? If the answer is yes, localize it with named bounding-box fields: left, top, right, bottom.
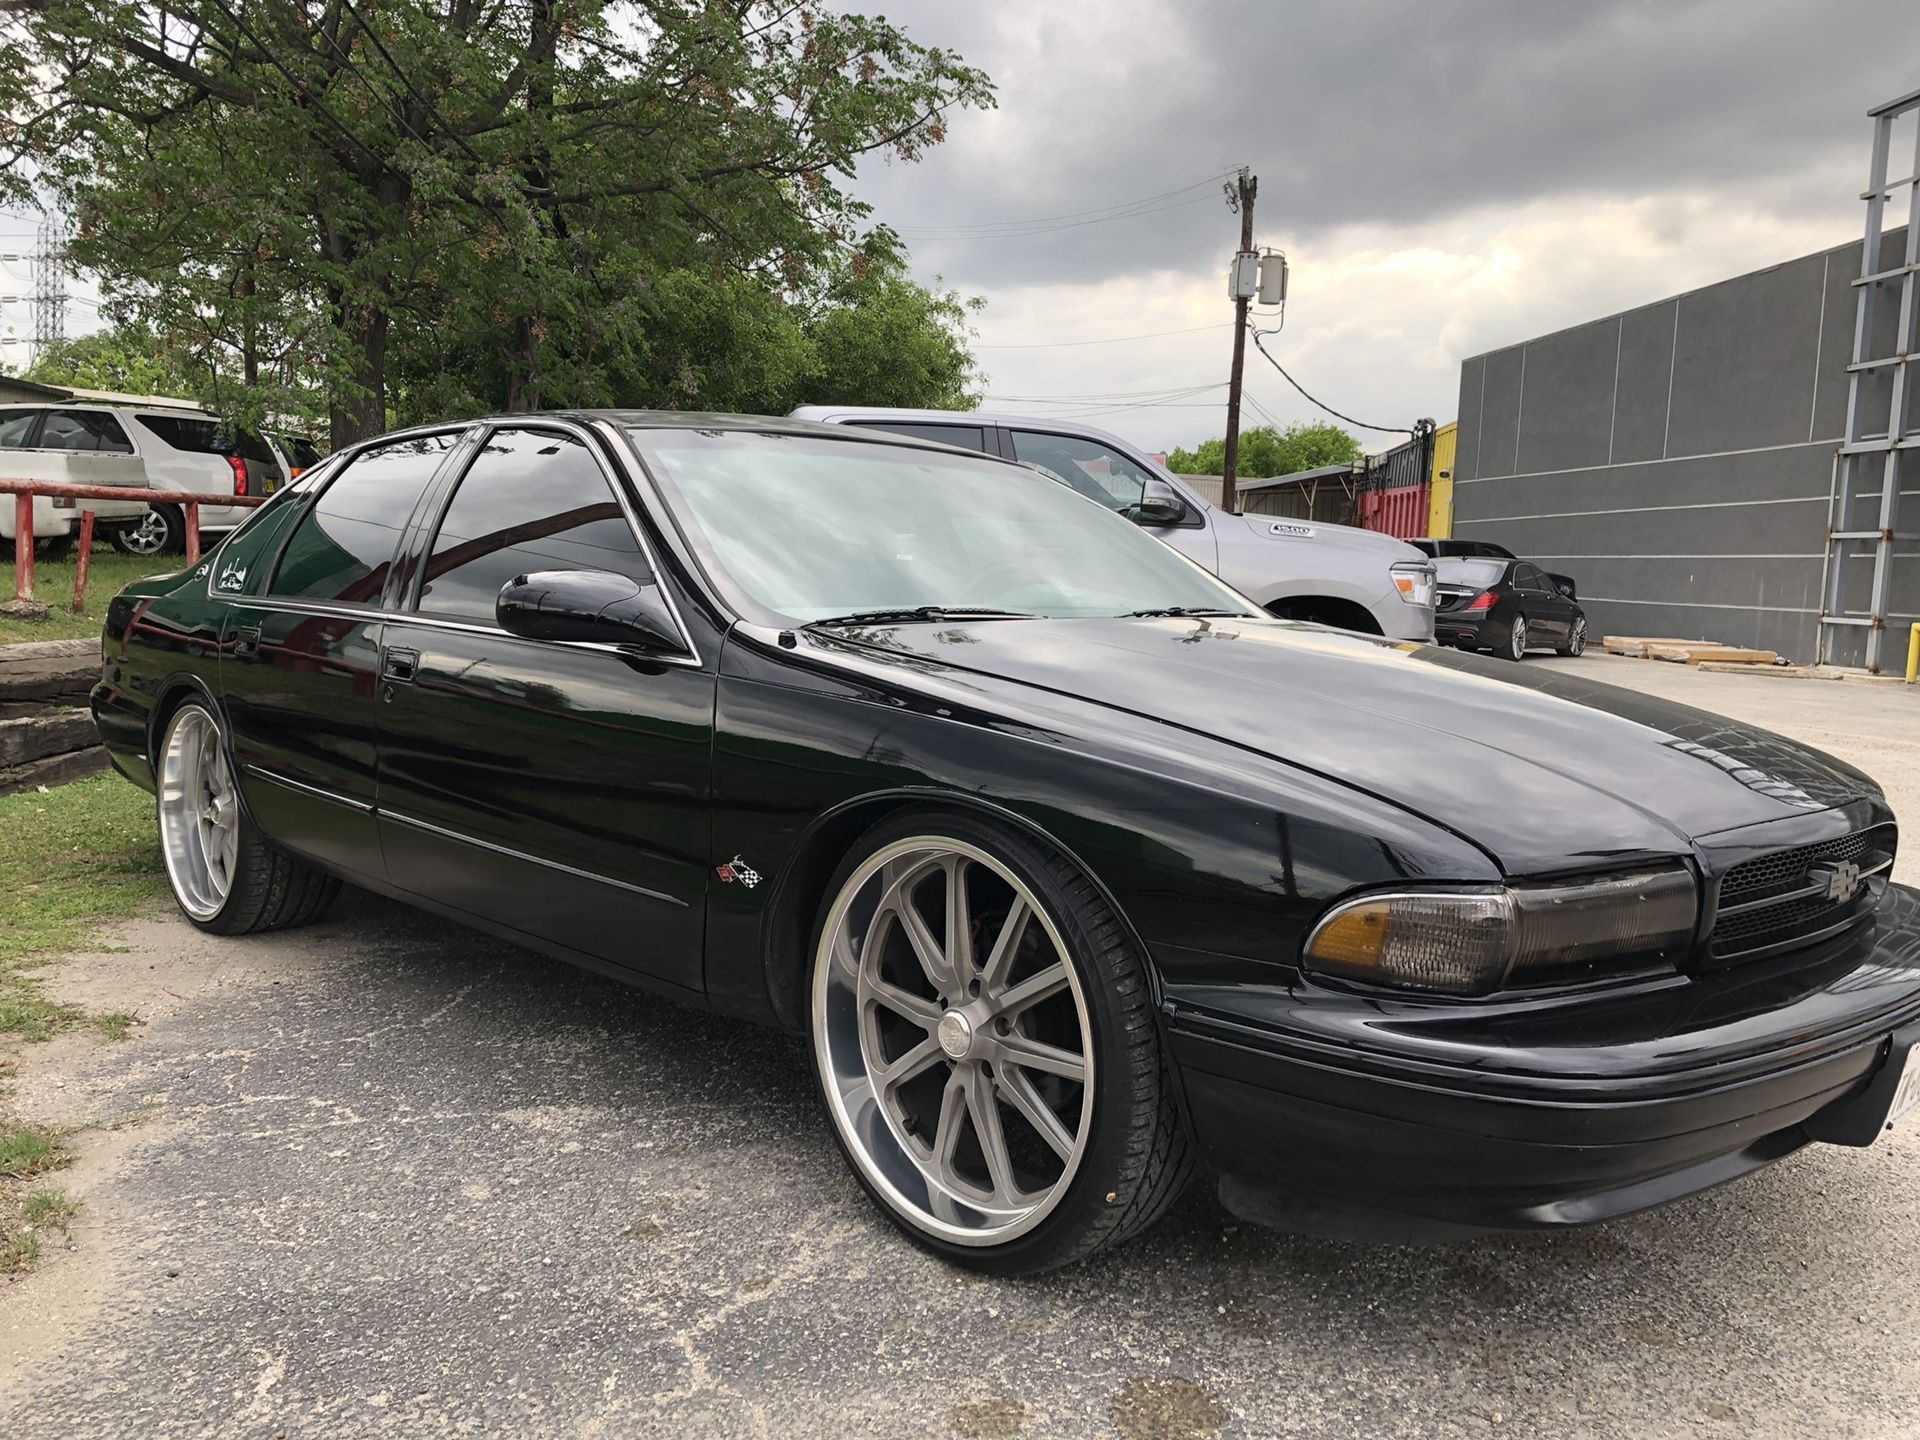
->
left=329, top=303, right=388, bottom=447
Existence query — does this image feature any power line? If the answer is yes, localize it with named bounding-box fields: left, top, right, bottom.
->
left=895, top=170, right=1237, bottom=239
left=895, top=171, right=1233, bottom=233
left=1249, top=327, right=1411, bottom=436
left=897, top=192, right=1217, bottom=240
left=973, top=322, right=1230, bottom=350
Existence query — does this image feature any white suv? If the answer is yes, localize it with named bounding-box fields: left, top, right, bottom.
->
left=0, top=400, right=286, bottom=556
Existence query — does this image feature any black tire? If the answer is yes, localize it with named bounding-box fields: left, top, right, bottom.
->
left=1503, top=613, right=1529, bottom=661
left=808, top=806, right=1193, bottom=1274
left=113, top=505, right=185, bottom=557
left=1556, top=616, right=1588, bottom=657
left=36, top=532, right=74, bottom=561
left=156, top=700, right=342, bottom=936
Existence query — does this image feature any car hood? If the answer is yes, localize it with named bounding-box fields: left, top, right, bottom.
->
left=1234, top=513, right=1428, bottom=565
left=824, top=617, right=1876, bottom=875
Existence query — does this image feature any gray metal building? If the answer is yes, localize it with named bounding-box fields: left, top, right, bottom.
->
left=1451, top=225, right=1916, bottom=665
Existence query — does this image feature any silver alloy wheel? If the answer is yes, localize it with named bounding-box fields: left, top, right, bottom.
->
left=1509, top=614, right=1528, bottom=659
left=121, top=510, right=170, bottom=556
left=813, top=837, right=1095, bottom=1247
left=1569, top=617, right=1587, bottom=655
left=157, top=706, right=240, bottom=921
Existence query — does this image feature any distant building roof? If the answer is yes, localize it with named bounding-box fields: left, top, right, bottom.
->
left=0, top=376, right=204, bottom=409
left=1238, top=462, right=1359, bottom=493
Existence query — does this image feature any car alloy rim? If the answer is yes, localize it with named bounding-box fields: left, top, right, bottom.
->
left=124, top=511, right=168, bottom=555
left=813, top=837, right=1095, bottom=1246
left=1571, top=618, right=1586, bottom=653
left=1511, top=616, right=1527, bottom=658
left=157, top=707, right=239, bottom=920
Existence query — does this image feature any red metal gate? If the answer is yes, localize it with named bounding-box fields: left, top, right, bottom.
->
left=1357, top=481, right=1431, bottom=540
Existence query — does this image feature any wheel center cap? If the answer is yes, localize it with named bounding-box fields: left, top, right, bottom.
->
left=936, top=1010, right=973, bottom=1060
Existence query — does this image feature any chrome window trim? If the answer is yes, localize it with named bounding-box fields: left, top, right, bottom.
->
left=403, top=416, right=703, bottom=668
left=380, top=808, right=688, bottom=908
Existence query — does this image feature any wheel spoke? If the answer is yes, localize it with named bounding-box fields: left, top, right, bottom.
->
left=979, top=896, right=1030, bottom=992
left=860, top=974, right=941, bottom=1029
left=997, top=1066, right=1076, bottom=1162
left=993, top=960, right=1069, bottom=1017
left=932, top=1073, right=970, bottom=1183
left=892, top=898, right=956, bottom=1000
left=997, top=1032, right=1087, bottom=1083
left=964, top=1065, right=1018, bottom=1201
left=943, top=855, right=974, bottom=993
left=872, top=1034, right=945, bottom=1092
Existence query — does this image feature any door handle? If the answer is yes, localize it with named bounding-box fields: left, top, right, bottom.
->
left=233, top=625, right=262, bottom=660
left=381, top=648, right=419, bottom=683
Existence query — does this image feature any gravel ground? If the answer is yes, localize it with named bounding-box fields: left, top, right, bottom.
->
left=1, top=656, right=1917, bottom=1440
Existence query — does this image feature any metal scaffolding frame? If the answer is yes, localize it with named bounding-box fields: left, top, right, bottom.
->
left=1817, top=86, right=1920, bottom=672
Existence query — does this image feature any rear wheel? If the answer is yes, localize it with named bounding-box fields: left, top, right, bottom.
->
left=809, top=809, right=1191, bottom=1274
left=1556, top=616, right=1588, bottom=657
left=156, top=701, right=340, bottom=934
left=114, top=506, right=185, bottom=557
left=1503, top=613, right=1529, bottom=661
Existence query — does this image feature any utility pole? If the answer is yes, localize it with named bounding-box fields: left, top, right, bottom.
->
left=30, top=218, right=65, bottom=363
left=1221, top=167, right=1257, bottom=514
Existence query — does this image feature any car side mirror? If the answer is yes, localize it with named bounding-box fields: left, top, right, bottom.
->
left=1133, top=478, right=1188, bottom=526
left=495, top=570, right=685, bottom=652
left=1548, top=573, right=1578, bottom=600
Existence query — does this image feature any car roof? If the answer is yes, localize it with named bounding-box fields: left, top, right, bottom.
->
left=787, top=404, right=1146, bottom=452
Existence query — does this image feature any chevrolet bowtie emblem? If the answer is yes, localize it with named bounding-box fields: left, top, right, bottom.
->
left=1811, top=859, right=1863, bottom=905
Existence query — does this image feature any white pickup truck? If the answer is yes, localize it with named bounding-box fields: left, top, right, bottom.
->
left=790, top=406, right=1437, bottom=642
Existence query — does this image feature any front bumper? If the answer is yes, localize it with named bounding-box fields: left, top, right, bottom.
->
left=1168, top=879, right=1920, bottom=1242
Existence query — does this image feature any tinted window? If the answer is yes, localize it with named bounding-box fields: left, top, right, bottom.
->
left=1433, top=558, right=1507, bottom=588
left=270, top=434, right=455, bottom=603
left=852, top=421, right=990, bottom=453
left=1513, top=563, right=1547, bottom=592
left=1009, top=430, right=1159, bottom=511
left=139, top=412, right=277, bottom=463
left=0, top=410, right=41, bottom=447
left=416, top=429, right=647, bottom=625
left=40, top=410, right=135, bottom=454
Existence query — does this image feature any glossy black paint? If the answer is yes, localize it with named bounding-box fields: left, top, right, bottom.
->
left=90, top=410, right=1920, bottom=1240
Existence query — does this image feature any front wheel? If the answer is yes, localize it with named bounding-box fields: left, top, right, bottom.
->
left=114, top=506, right=185, bottom=556
left=1503, top=613, right=1529, bottom=661
left=809, top=809, right=1192, bottom=1273
left=1556, top=616, right=1588, bottom=657
left=156, top=701, right=341, bottom=934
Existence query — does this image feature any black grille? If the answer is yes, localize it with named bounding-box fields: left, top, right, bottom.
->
left=1708, top=823, right=1896, bottom=959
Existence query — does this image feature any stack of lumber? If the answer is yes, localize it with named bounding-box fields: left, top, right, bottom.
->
left=0, top=638, right=106, bottom=794
left=1601, top=635, right=1779, bottom=666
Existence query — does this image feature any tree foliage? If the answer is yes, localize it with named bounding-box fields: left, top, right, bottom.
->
left=21, top=323, right=197, bottom=399
left=1165, top=421, right=1362, bottom=479
left=0, top=2, right=993, bottom=441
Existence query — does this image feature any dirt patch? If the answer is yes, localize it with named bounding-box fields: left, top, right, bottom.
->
left=1110, top=1377, right=1230, bottom=1440
left=948, top=1394, right=1034, bottom=1438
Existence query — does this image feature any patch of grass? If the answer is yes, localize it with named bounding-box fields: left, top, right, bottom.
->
left=20, top=1185, right=78, bottom=1229
left=0, top=549, right=174, bottom=644
left=1, top=1227, right=40, bottom=1271
left=0, top=1127, right=59, bottom=1177
left=0, top=773, right=163, bottom=1041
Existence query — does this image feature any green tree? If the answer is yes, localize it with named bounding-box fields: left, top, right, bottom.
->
left=1, top=2, right=993, bottom=443
left=1166, top=421, right=1362, bottom=478
left=21, top=324, right=196, bottom=399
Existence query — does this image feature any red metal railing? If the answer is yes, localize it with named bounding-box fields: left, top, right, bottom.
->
left=2, top=477, right=268, bottom=612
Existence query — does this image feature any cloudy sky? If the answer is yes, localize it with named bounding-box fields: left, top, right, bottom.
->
left=850, top=0, right=1920, bottom=455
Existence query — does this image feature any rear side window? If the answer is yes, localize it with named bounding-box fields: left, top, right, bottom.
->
left=0, top=410, right=40, bottom=447
left=138, top=412, right=278, bottom=463
left=415, top=428, right=647, bottom=625
left=269, top=434, right=456, bottom=604
left=40, top=410, right=135, bottom=454
left=850, top=421, right=990, bottom=453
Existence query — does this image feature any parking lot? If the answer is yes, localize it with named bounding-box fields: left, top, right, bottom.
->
left=1, top=657, right=1916, bottom=1440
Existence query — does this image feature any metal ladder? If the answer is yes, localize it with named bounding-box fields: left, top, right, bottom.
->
left=1817, top=86, right=1920, bottom=672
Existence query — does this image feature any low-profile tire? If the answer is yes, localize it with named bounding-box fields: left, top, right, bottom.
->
left=113, top=506, right=185, bottom=557
left=1503, top=613, right=1529, bottom=661
left=808, top=807, right=1193, bottom=1275
left=1556, top=616, right=1588, bottom=657
left=155, top=700, right=341, bottom=935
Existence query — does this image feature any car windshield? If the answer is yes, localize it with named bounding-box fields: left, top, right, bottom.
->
left=634, top=429, right=1254, bottom=623
left=1434, top=558, right=1508, bottom=587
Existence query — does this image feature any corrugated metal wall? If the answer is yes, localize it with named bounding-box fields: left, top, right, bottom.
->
left=1358, top=484, right=1430, bottom=538
left=1451, top=228, right=1917, bottom=664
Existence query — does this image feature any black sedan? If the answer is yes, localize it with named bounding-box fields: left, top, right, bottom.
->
left=91, top=413, right=1920, bottom=1273
left=1434, top=555, right=1588, bottom=659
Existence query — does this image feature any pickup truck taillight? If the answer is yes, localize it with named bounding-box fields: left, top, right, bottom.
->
left=228, top=454, right=248, bottom=497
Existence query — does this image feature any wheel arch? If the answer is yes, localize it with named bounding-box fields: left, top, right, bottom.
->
left=758, top=786, right=1167, bottom=1035
left=1261, top=593, right=1383, bottom=635
left=147, top=672, right=223, bottom=769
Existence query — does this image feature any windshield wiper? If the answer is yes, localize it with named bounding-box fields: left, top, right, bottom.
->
left=804, top=606, right=1037, bottom=628
left=1122, top=606, right=1246, bottom=618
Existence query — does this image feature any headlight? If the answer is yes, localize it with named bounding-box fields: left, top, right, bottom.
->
left=1389, top=561, right=1435, bottom=607
left=1302, top=868, right=1698, bottom=996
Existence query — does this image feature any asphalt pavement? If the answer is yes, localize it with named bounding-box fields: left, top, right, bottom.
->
left=1, top=657, right=1917, bottom=1439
